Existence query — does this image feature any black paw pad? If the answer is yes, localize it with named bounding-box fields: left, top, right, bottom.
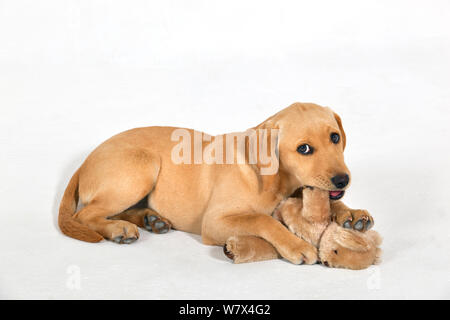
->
left=354, top=220, right=364, bottom=231
left=143, top=215, right=153, bottom=231
left=153, top=220, right=169, bottom=234
left=122, top=237, right=138, bottom=244
left=113, top=236, right=123, bottom=244
left=144, top=214, right=171, bottom=234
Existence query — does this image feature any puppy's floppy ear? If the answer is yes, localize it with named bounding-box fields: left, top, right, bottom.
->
left=333, top=112, right=346, bottom=150
left=258, top=122, right=280, bottom=176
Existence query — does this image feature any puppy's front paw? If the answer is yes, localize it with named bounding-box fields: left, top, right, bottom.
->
left=298, top=243, right=319, bottom=265
left=332, top=209, right=374, bottom=232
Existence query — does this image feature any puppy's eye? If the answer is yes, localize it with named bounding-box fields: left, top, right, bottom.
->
left=333, top=250, right=338, bottom=255
left=297, top=144, right=313, bottom=155
left=330, top=133, right=340, bottom=144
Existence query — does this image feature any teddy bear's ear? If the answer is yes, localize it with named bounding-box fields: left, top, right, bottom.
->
left=333, top=229, right=370, bottom=252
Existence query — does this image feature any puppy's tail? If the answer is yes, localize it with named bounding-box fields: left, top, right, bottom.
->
left=58, top=169, right=103, bottom=243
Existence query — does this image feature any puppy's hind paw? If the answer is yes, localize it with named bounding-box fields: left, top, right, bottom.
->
left=144, top=214, right=172, bottom=234
left=105, top=221, right=140, bottom=244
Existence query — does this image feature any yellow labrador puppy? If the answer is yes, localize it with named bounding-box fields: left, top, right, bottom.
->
left=59, top=102, right=372, bottom=265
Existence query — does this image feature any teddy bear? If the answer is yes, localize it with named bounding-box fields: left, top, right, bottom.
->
left=224, top=187, right=382, bottom=269
left=273, top=187, right=382, bottom=269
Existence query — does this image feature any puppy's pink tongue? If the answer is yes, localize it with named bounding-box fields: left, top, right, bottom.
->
left=329, top=191, right=342, bottom=197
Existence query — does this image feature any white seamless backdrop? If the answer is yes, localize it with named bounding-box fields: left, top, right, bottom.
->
left=0, top=0, right=449, bottom=299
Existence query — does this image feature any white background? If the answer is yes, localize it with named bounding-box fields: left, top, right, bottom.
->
left=1, top=0, right=449, bottom=299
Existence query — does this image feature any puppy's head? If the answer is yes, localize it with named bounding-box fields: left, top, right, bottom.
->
left=266, top=102, right=350, bottom=199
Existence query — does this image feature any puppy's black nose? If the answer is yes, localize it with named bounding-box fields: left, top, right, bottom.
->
left=331, top=174, right=349, bottom=189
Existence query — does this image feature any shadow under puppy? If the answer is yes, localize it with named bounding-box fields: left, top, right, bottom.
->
left=224, top=188, right=382, bottom=270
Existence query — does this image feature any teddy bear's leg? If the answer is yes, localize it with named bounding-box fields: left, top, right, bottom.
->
left=224, top=235, right=279, bottom=263
left=330, top=201, right=374, bottom=232
left=110, top=208, right=172, bottom=234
